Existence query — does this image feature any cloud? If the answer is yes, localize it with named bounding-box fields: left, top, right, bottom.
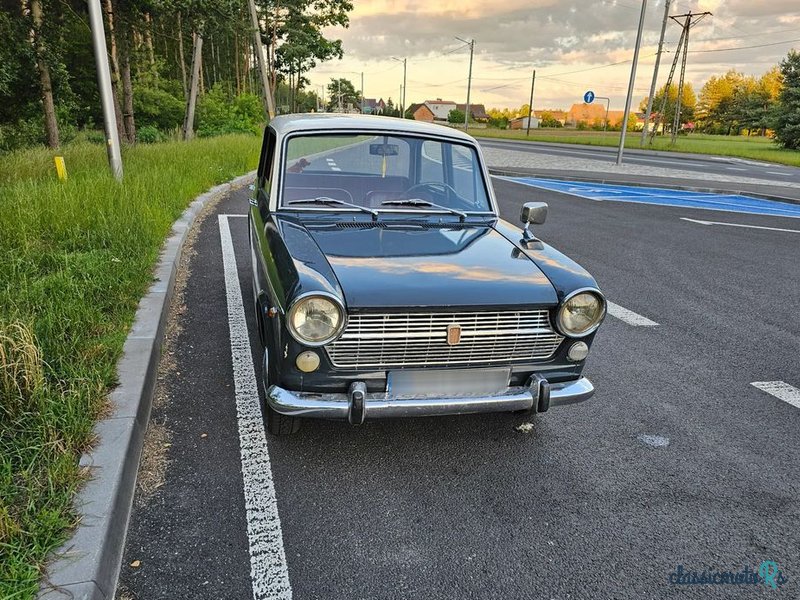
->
left=311, top=0, right=800, bottom=108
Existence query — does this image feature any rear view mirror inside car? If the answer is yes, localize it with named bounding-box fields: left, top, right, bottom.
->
left=369, top=143, right=399, bottom=156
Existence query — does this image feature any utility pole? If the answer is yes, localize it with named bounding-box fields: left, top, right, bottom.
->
left=616, top=0, right=647, bottom=166
left=87, top=0, right=122, bottom=180
left=526, top=69, right=536, bottom=136
left=247, top=0, right=275, bottom=119
left=361, top=72, right=364, bottom=114
left=456, top=37, right=475, bottom=131
left=641, top=0, right=671, bottom=145
left=392, top=57, right=407, bottom=117
left=649, top=11, right=711, bottom=145
left=182, top=32, right=202, bottom=140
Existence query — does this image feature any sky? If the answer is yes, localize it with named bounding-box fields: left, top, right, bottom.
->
left=306, top=0, right=800, bottom=112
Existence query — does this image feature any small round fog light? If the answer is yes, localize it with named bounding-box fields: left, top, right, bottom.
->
left=296, top=350, right=320, bottom=372
left=567, top=341, right=589, bottom=362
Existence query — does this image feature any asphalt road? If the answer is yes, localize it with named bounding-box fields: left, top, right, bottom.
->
left=477, top=138, right=800, bottom=185
left=119, top=178, right=800, bottom=599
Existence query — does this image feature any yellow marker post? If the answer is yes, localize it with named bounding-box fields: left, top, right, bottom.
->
left=54, top=156, right=68, bottom=181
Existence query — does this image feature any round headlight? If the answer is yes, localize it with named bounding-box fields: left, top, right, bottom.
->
left=557, top=290, right=605, bottom=337
left=287, top=294, right=345, bottom=346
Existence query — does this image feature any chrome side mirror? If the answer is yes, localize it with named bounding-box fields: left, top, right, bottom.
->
left=520, top=201, right=548, bottom=243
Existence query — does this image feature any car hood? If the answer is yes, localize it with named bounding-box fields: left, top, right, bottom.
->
left=304, top=222, right=557, bottom=309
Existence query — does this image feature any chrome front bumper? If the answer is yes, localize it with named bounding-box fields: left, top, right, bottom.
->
left=266, top=376, right=594, bottom=423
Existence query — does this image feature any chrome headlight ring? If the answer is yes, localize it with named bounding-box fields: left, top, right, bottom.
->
left=555, top=288, right=606, bottom=338
left=286, top=291, right=347, bottom=347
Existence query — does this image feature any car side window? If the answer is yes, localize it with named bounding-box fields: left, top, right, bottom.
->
left=257, top=128, right=277, bottom=186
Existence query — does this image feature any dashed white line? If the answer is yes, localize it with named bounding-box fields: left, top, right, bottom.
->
left=331, top=167, right=341, bottom=171
left=218, top=215, right=293, bottom=600
left=751, top=381, right=800, bottom=409
left=681, top=217, right=800, bottom=233
left=606, top=301, right=659, bottom=326
left=766, top=171, right=791, bottom=176
left=726, top=167, right=747, bottom=171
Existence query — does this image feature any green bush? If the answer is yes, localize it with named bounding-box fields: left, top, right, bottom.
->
left=133, top=81, right=185, bottom=131
left=137, top=125, right=164, bottom=144
left=196, top=84, right=263, bottom=137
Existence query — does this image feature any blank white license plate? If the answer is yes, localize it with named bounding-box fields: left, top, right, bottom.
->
left=387, top=368, right=511, bottom=397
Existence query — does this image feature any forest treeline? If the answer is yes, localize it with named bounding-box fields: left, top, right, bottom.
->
left=0, top=0, right=352, bottom=151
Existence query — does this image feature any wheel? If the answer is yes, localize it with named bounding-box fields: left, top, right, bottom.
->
left=260, top=348, right=301, bottom=435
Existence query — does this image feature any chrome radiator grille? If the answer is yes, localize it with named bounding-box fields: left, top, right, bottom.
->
left=326, top=310, right=563, bottom=369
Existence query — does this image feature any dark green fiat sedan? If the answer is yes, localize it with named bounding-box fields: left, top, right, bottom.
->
left=249, top=114, right=605, bottom=434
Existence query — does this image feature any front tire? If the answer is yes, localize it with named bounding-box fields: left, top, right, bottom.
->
left=260, top=348, right=301, bottom=435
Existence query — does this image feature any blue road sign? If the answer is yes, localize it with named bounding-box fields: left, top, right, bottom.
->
left=584, top=90, right=595, bottom=104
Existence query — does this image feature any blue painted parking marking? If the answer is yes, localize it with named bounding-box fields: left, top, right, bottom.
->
left=504, top=177, right=800, bottom=219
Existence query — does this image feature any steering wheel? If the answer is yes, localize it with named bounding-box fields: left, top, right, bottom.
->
left=406, top=181, right=461, bottom=202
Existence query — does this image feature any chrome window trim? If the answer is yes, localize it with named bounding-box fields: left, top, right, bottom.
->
left=272, top=129, right=498, bottom=215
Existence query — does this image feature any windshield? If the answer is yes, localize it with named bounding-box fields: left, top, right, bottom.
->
left=281, top=133, right=492, bottom=214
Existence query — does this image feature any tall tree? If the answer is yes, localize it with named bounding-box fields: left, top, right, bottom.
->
left=326, top=77, right=359, bottom=112
left=774, top=50, right=800, bottom=149
left=27, top=0, right=59, bottom=147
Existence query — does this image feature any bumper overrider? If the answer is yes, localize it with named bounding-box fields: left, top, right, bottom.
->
left=266, top=375, right=595, bottom=425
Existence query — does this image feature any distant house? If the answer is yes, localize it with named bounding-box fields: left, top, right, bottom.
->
left=361, top=98, right=386, bottom=114
left=422, top=99, right=458, bottom=121
left=408, top=99, right=489, bottom=122
left=534, top=109, right=567, bottom=125
left=456, top=103, right=489, bottom=122
left=566, top=103, right=606, bottom=126
left=510, top=116, right=540, bottom=130
left=408, top=103, right=435, bottom=122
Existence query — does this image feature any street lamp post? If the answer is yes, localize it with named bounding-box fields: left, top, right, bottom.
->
left=392, top=57, right=407, bottom=117
left=616, top=0, right=648, bottom=166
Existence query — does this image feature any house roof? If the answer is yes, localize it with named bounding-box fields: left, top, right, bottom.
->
left=456, top=103, right=488, bottom=119
left=424, top=99, right=457, bottom=120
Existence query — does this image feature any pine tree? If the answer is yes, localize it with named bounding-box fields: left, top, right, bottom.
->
left=774, top=50, right=800, bottom=149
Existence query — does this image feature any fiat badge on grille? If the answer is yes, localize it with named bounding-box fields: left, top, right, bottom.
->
left=446, top=324, right=462, bottom=346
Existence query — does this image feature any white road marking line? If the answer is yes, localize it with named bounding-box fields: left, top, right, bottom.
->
left=331, top=166, right=341, bottom=171
left=751, top=381, right=800, bottom=409
left=681, top=217, right=800, bottom=234
left=606, top=301, right=659, bottom=326
left=218, top=215, right=293, bottom=600
left=766, top=171, right=791, bottom=176
left=637, top=434, right=669, bottom=448
left=726, top=167, right=747, bottom=171
left=326, top=158, right=335, bottom=163
left=221, top=213, right=248, bottom=217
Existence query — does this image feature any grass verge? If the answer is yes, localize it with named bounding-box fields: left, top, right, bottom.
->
left=472, top=129, right=800, bottom=168
left=0, top=134, right=259, bottom=599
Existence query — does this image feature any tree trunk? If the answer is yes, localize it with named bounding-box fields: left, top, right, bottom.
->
left=143, top=12, right=155, bottom=67
left=234, top=33, right=241, bottom=95
left=103, top=0, right=127, bottom=143
left=120, top=48, right=136, bottom=142
left=177, top=11, right=187, bottom=97
left=28, top=0, right=59, bottom=147
left=183, top=32, right=203, bottom=140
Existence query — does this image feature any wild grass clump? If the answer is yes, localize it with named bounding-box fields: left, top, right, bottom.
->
left=0, top=134, right=259, bottom=598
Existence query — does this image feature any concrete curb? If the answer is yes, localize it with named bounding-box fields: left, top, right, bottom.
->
left=38, top=171, right=257, bottom=600
left=488, top=167, right=800, bottom=206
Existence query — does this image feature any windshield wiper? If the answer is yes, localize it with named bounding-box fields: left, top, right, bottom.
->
left=380, top=198, right=466, bottom=221
left=286, top=197, right=379, bottom=219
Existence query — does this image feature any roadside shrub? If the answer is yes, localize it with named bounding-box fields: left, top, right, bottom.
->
left=137, top=125, right=164, bottom=144
left=133, top=82, right=185, bottom=131
left=85, top=130, right=106, bottom=144
left=196, top=84, right=263, bottom=137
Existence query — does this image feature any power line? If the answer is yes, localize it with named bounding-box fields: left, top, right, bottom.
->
left=686, top=38, right=800, bottom=53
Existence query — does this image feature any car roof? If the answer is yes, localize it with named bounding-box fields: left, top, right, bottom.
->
left=269, top=113, right=478, bottom=144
